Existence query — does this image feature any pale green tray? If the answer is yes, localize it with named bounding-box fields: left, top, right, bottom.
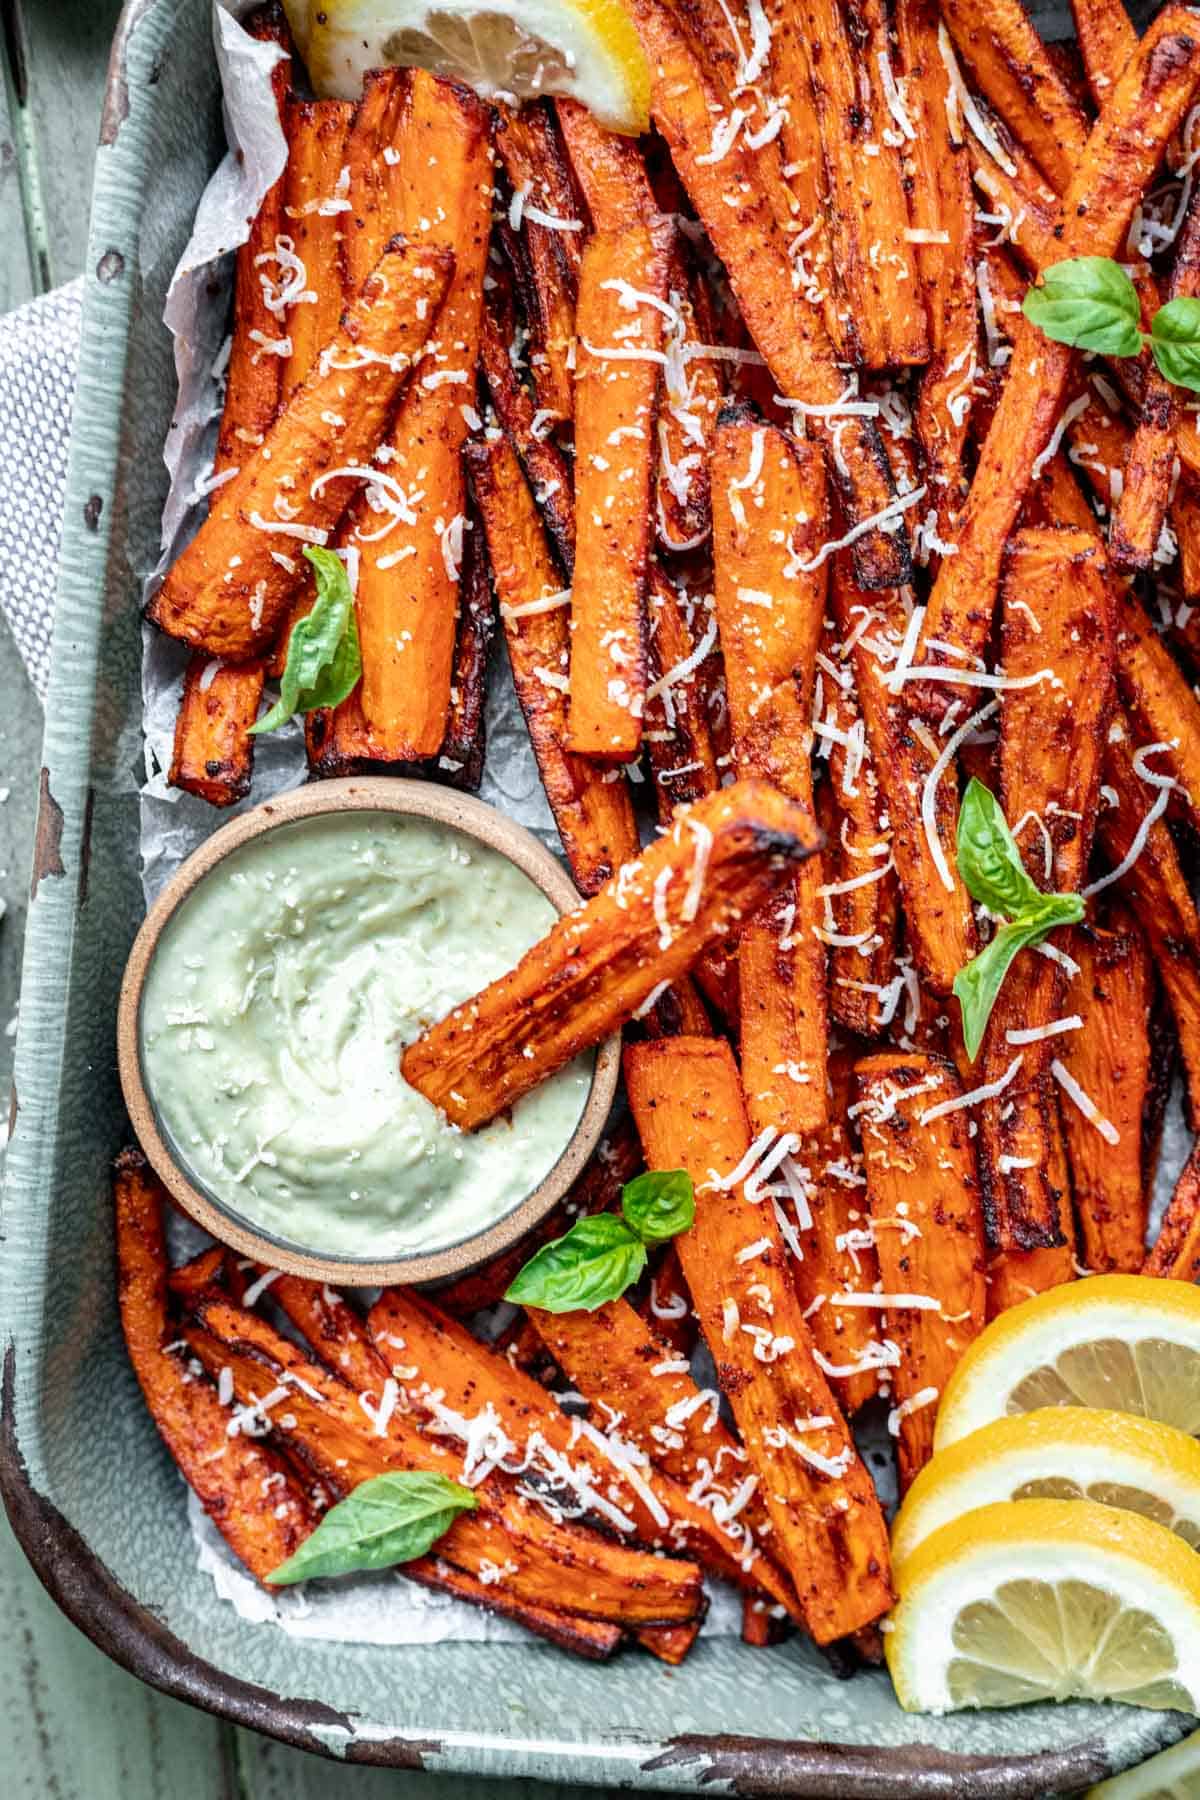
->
left=0, top=0, right=1191, bottom=1789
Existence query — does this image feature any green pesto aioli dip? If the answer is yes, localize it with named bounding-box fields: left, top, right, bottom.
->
left=139, top=811, right=592, bottom=1257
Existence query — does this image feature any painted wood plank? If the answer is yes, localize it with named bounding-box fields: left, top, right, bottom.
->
left=0, top=22, right=34, bottom=310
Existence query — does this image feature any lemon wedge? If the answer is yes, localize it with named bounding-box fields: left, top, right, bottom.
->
left=935, top=1276, right=1200, bottom=1450
left=283, top=0, right=651, bottom=133
left=892, top=1409, right=1200, bottom=1566
left=1085, top=1725, right=1200, bottom=1797
left=887, top=1498, right=1200, bottom=1715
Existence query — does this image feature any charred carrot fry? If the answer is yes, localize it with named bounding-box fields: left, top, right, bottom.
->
left=787, top=1050, right=884, bottom=1418
left=1099, top=713, right=1200, bottom=1130
left=774, top=0, right=927, bottom=369
left=280, top=98, right=354, bottom=399
left=854, top=1054, right=987, bottom=1491
left=189, top=1295, right=705, bottom=1628
left=403, top=780, right=821, bottom=1132
left=637, top=1243, right=697, bottom=1360
left=1115, top=597, right=1200, bottom=836
left=985, top=1103, right=1077, bottom=1317
left=404, top=1557, right=623, bottom=1660
left=567, top=218, right=674, bottom=760
left=436, top=512, right=493, bottom=791
left=913, top=11, right=1200, bottom=700
left=478, top=263, right=575, bottom=574
left=830, top=567, right=975, bottom=995
left=467, top=434, right=638, bottom=893
left=972, top=529, right=1114, bottom=1253
left=495, top=103, right=583, bottom=424
left=149, top=241, right=452, bottom=659
left=938, top=0, right=1090, bottom=193
left=114, top=1151, right=315, bottom=1583
left=623, top=0, right=908, bottom=592
left=626, top=1036, right=894, bottom=1644
left=1058, top=917, right=1154, bottom=1275
left=1146, top=1140, right=1200, bottom=1281
left=710, top=413, right=828, bottom=1135
left=342, top=69, right=410, bottom=296
left=168, top=658, right=266, bottom=807
left=165, top=1244, right=227, bottom=1300
left=644, top=565, right=720, bottom=815
left=1070, top=0, right=1138, bottom=109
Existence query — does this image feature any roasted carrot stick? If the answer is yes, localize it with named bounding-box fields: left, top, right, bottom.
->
left=786, top=1050, right=884, bottom=1418
left=773, top=0, right=927, bottom=369
left=403, top=780, right=821, bottom=1132
left=622, top=0, right=908, bottom=592
left=1114, top=597, right=1200, bottom=836
left=495, top=103, right=583, bottom=425
left=938, top=0, right=1090, bottom=193
left=566, top=218, right=674, bottom=760
left=341, top=69, right=410, bottom=296
left=626, top=1036, right=894, bottom=1644
left=467, top=434, right=638, bottom=893
left=114, top=1151, right=315, bottom=1583
left=913, top=10, right=1200, bottom=701
left=556, top=97, right=655, bottom=229
left=817, top=680, right=900, bottom=1036
left=1146, top=1140, right=1200, bottom=1281
left=168, top=659, right=266, bottom=807
left=972, top=528, right=1113, bottom=1253
left=165, top=1244, right=227, bottom=1301
left=1057, top=916, right=1154, bottom=1275
left=854, top=1054, right=987, bottom=1491
left=404, top=1557, right=624, bottom=1660
left=985, top=1101, right=1077, bottom=1317
left=830, top=566, right=976, bottom=995
left=189, top=1295, right=705, bottom=1628
left=1070, top=0, right=1138, bottom=107
left=280, top=97, right=354, bottom=399
left=644, top=565, right=720, bottom=814
left=434, top=509, right=493, bottom=791
left=149, top=240, right=452, bottom=659
left=1099, top=713, right=1200, bottom=1129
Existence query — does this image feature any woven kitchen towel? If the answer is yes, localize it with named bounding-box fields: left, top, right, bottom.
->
left=0, top=280, right=85, bottom=705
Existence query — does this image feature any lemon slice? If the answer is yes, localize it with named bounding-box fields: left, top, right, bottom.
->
left=935, top=1276, right=1200, bottom=1451
left=1085, top=1726, right=1200, bottom=1797
left=285, top=0, right=651, bottom=133
left=892, top=1409, right=1200, bottom=1566
left=887, top=1498, right=1200, bottom=1715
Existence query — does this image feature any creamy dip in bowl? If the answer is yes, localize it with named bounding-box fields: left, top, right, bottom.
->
left=118, top=780, right=620, bottom=1284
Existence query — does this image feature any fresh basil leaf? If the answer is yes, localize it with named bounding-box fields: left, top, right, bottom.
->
left=1022, top=257, right=1144, bottom=358
left=621, top=1169, right=695, bottom=1244
left=953, top=895, right=1084, bottom=1060
left=267, top=1471, right=476, bottom=1586
left=1152, top=296, right=1200, bottom=394
left=505, top=1213, right=648, bottom=1314
left=250, top=545, right=362, bottom=735
left=956, top=777, right=1045, bottom=919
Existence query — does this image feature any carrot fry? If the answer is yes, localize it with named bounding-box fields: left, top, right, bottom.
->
left=165, top=1244, right=227, bottom=1300
left=188, top=1295, right=704, bottom=1628
left=830, top=567, right=975, bottom=995
left=973, top=528, right=1114, bottom=1253
left=367, top=1288, right=796, bottom=1612
left=914, top=10, right=1200, bottom=697
left=478, top=263, right=575, bottom=574
left=280, top=98, right=355, bottom=398
left=495, top=102, right=583, bottom=424
left=623, top=0, right=908, bottom=592
left=644, top=565, right=720, bottom=815
left=566, top=218, right=674, bottom=760
left=341, top=69, right=410, bottom=295
left=1146, top=1140, right=1200, bottom=1281
left=1070, top=0, right=1139, bottom=109
left=710, top=413, right=828, bottom=1134
left=467, top=434, right=638, bottom=893
left=168, top=658, right=265, bottom=807
left=114, top=1151, right=315, bottom=1583
left=1115, top=597, right=1200, bottom=836
left=787, top=1049, right=884, bottom=1418
left=556, top=98, right=655, bottom=230
left=1099, top=712, right=1200, bottom=1130
left=854, top=1054, right=987, bottom=1491
left=148, top=240, right=452, bottom=659
left=403, top=780, right=821, bottom=1132
left=637, top=1243, right=698, bottom=1361
left=404, top=1557, right=623, bottom=1660
left=1058, top=917, right=1153, bottom=1274
left=938, top=0, right=1090, bottom=193
left=436, top=510, right=494, bottom=791
left=626, top=1036, right=894, bottom=1644
left=774, top=0, right=927, bottom=369
left=985, top=1102, right=1077, bottom=1316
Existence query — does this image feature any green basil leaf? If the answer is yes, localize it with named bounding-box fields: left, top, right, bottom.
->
left=956, top=777, right=1045, bottom=919
left=621, top=1169, right=695, bottom=1244
left=1152, top=296, right=1200, bottom=394
left=267, top=1471, right=476, bottom=1585
left=953, top=895, right=1084, bottom=1060
left=1022, top=257, right=1144, bottom=357
left=249, top=545, right=362, bottom=735
left=505, top=1213, right=648, bottom=1314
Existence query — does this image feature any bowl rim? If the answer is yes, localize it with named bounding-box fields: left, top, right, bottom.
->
left=116, top=775, right=621, bottom=1285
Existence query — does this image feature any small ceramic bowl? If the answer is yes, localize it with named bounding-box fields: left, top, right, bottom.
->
left=117, top=777, right=621, bottom=1286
